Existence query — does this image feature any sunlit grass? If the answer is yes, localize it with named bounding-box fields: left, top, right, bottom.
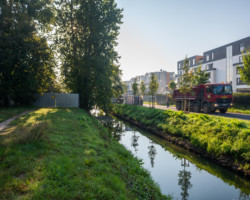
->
left=228, top=107, right=250, bottom=115
left=112, top=104, right=250, bottom=170
left=0, top=108, right=169, bottom=200
left=0, top=106, right=34, bottom=123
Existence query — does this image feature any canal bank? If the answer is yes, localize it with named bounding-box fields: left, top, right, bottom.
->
left=110, top=104, right=250, bottom=178
left=0, top=108, right=169, bottom=200
left=95, top=111, right=250, bottom=200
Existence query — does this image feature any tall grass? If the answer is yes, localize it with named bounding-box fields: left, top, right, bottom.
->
left=112, top=104, right=250, bottom=170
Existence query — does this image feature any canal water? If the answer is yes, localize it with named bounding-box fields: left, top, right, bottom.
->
left=93, top=111, right=250, bottom=200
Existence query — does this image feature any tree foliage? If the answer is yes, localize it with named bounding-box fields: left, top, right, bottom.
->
left=0, top=0, right=55, bottom=105
left=132, top=78, right=138, bottom=97
left=192, top=65, right=209, bottom=86
left=179, top=57, right=193, bottom=112
left=139, top=80, right=146, bottom=96
left=238, top=50, right=250, bottom=85
left=149, top=73, right=159, bottom=107
left=54, top=0, right=123, bottom=111
left=179, top=57, right=193, bottom=95
left=169, top=80, right=177, bottom=92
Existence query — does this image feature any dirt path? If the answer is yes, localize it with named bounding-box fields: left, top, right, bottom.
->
left=0, top=110, right=33, bottom=132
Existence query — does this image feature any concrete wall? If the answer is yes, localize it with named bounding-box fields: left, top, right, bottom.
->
left=33, top=93, right=79, bottom=107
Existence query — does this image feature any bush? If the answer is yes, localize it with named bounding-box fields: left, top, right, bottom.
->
left=233, top=93, right=250, bottom=108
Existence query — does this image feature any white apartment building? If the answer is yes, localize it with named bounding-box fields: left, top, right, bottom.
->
left=176, top=36, right=250, bottom=92
left=124, top=69, right=175, bottom=95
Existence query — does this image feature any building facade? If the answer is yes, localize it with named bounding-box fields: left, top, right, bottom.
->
left=176, top=36, right=250, bottom=92
left=124, top=69, right=175, bottom=95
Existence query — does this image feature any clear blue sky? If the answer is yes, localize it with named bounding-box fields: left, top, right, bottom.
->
left=115, top=0, right=250, bottom=81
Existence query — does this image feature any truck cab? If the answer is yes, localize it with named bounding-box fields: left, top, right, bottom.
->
left=203, top=84, right=233, bottom=113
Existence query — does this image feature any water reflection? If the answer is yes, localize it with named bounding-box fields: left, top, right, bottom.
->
left=99, top=117, right=126, bottom=142
left=131, top=131, right=139, bottom=153
left=148, top=141, right=157, bottom=168
left=93, top=112, right=250, bottom=200
left=178, top=158, right=192, bottom=200
left=239, top=192, right=250, bottom=200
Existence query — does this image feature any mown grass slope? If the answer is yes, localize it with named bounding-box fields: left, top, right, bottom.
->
left=112, top=104, right=250, bottom=170
left=0, top=106, right=33, bottom=123
left=0, top=108, right=169, bottom=200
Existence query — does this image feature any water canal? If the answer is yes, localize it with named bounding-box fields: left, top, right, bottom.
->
left=92, top=110, right=250, bottom=200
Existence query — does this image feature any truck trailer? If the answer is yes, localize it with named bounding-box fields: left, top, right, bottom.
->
left=173, top=84, right=233, bottom=113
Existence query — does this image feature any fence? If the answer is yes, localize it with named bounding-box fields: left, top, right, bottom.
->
left=144, top=95, right=167, bottom=105
left=32, top=93, right=79, bottom=108
left=124, top=96, right=143, bottom=105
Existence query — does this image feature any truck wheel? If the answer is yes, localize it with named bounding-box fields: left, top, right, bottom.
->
left=176, top=101, right=181, bottom=110
left=193, top=103, right=200, bottom=113
left=219, top=108, right=227, bottom=113
left=202, top=104, right=210, bottom=114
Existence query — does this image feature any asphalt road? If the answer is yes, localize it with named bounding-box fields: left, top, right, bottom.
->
left=143, top=104, right=250, bottom=121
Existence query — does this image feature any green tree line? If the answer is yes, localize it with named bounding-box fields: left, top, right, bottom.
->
left=0, top=0, right=123, bottom=111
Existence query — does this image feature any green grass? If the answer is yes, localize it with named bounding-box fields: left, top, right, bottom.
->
left=228, top=107, right=250, bottom=115
left=0, top=108, right=169, bottom=200
left=112, top=104, right=250, bottom=170
left=0, top=106, right=34, bottom=123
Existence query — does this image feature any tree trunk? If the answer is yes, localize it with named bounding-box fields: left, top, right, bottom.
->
left=188, top=100, right=190, bottom=113
left=184, top=94, right=187, bottom=113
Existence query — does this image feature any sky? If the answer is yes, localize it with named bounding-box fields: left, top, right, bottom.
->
left=115, top=0, right=250, bottom=81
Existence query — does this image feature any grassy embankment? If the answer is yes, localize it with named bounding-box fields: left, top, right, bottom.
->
left=0, top=106, right=34, bottom=123
left=0, top=108, right=169, bottom=200
left=112, top=104, right=250, bottom=171
left=228, top=107, right=250, bottom=115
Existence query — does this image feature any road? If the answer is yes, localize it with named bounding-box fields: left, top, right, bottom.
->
left=143, top=104, right=250, bottom=121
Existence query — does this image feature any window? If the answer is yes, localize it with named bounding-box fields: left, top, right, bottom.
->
left=237, top=78, right=243, bottom=85
left=207, top=72, right=211, bottom=78
left=206, top=55, right=209, bottom=61
left=206, top=86, right=212, bottom=93
left=193, top=58, right=195, bottom=65
left=240, top=43, right=244, bottom=52
left=206, top=64, right=213, bottom=70
left=212, top=53, right=214, bottom=60
left=212, top=85, right=232, bottom=95
left=178, top=63, right=181, bottom=69
left=239, top=56, right=243, bottom=62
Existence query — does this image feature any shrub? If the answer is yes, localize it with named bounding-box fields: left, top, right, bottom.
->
left=233, top=93, right=250, bottom=108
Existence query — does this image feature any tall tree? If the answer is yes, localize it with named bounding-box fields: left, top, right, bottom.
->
left=149, top=73, right=159, bottom=108
left=192, top=65, right=209, bottom=86
left=54, top=0, right=123, bottom=111
left=0, top=0, right=55, bottom=105
left=169, top=80, right=177, bottom=93
left=139, top=80, right=146, bottom=98
left=179, top=57, right=193, bottom=112
left=238, top=50, right=250, bottom=85
left=132, top=78, right=138, bottom=97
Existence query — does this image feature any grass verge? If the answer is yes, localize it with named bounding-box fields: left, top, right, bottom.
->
left=228, top=107, right=250, bottom=115
left=0, top=108, right=169, bottom=200
left=0, top=106, right=34, bottom=123
left=111, top=104, right=250, bottom=171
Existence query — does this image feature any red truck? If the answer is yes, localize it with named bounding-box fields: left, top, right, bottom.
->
left=173, top=84, right=233, bottom=113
